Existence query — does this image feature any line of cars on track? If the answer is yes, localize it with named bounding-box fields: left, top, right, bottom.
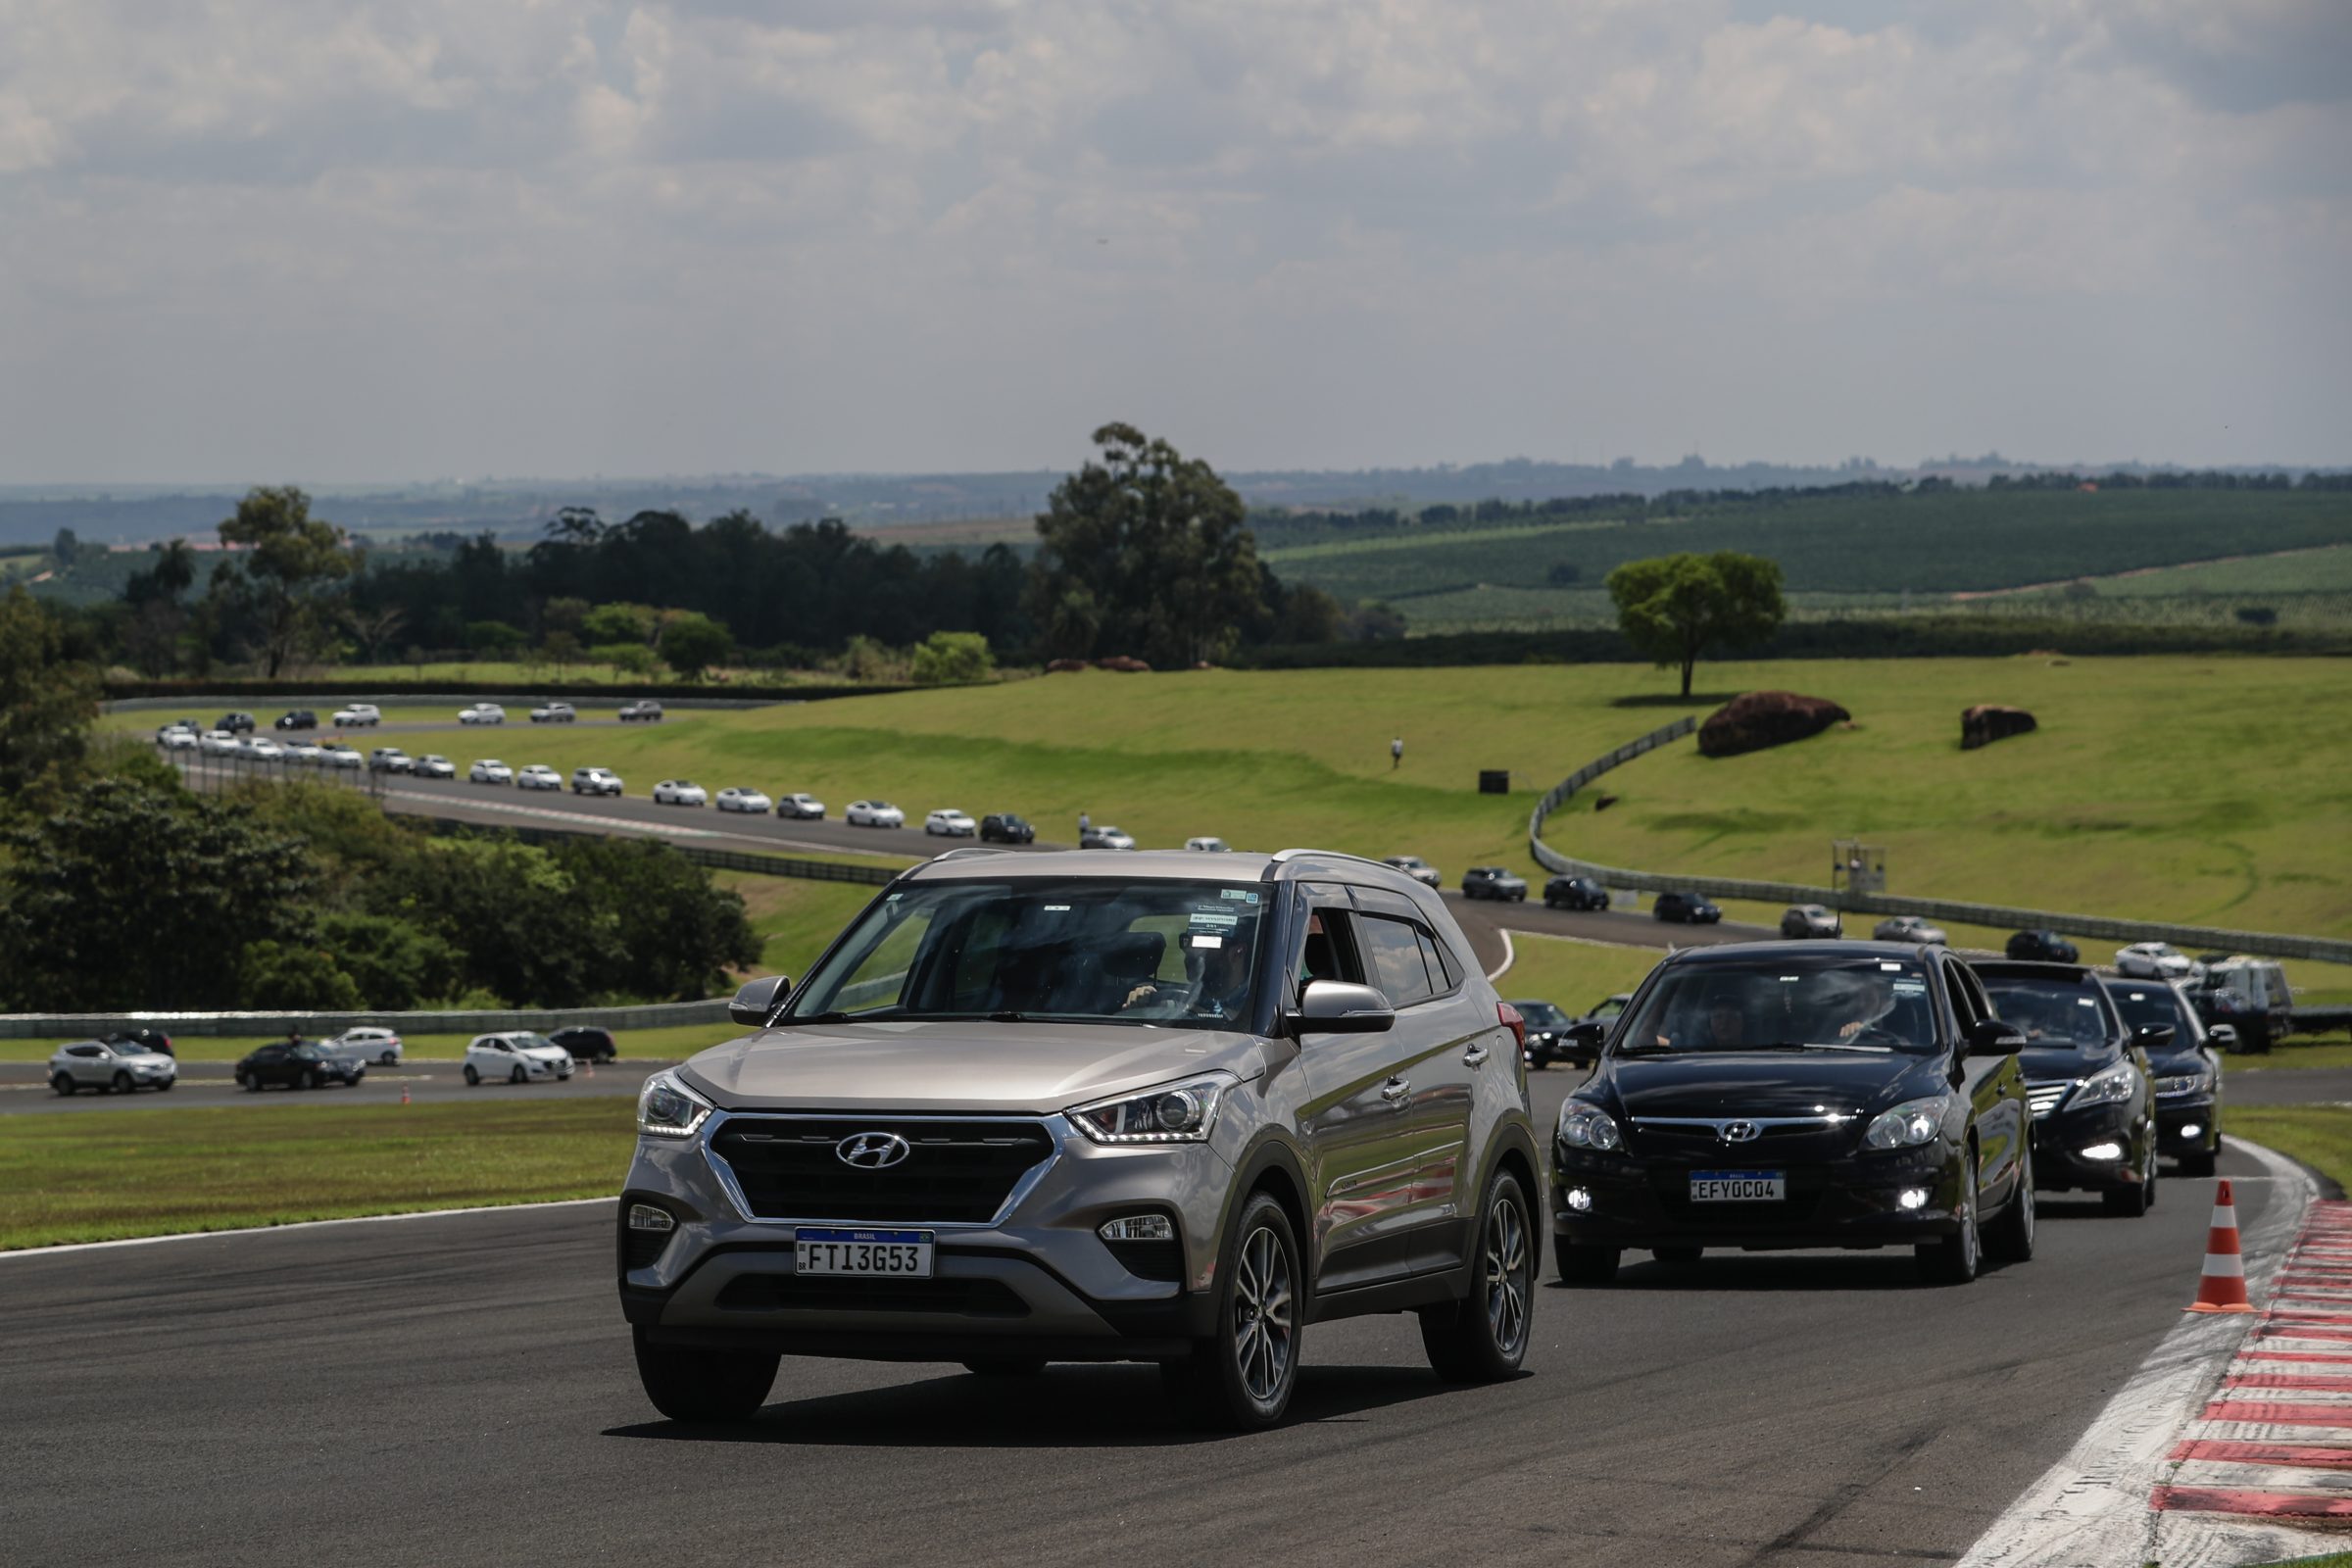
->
left=46, top=1024, right=628, bottom=1096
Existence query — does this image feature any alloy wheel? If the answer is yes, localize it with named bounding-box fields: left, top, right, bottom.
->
left=1231, top=1223, right=1295, bottom=1406
left=1483, top=1192, right=1532, bottom=1358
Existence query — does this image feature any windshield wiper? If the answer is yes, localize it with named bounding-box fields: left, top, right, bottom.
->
left=1755, top=1040, right=1894, bottom=1054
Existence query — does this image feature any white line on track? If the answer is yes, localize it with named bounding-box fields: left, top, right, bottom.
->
left=1954, top=1137, right=2316, bottom=1568
left=0, top=1197, right=612, bottom=1261
left=1486, top=927, right=1514, bottom=983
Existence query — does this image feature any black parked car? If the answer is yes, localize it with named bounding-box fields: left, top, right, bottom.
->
left=274, top=709, right=318, bottom=731
left=1507, top=1000, right=1577, bottom=1068
left=618, top=700, right=664, bottom=722
left=104, top=1028, right=174, bottom=1058
left=1653, top=891, right=1722, bottom=925
left=1544, top=875, right=1609, bottom=911
left=1551, top=942, right=2034, bottom=1285
left=216, top=710, right=257, bottom=734
left=2099, top=976, right=2224, bottom=1177
left=548, top=1026, right=619, bottom=1063
left=2006, top=929, right=2081, bottom=963
left=234, top=1041, right=365, bottom=1091
left=980, top=812, right=1035, bottom=845
left=1461, top=866, right=1529, bottom=902
left=1975, top=961, right=2158, bottom=1215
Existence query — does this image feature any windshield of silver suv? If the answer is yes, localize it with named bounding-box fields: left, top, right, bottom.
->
left=1621, top=955, right=1939, bottom=1054
left=786, top=877, right=1269, bottom=1027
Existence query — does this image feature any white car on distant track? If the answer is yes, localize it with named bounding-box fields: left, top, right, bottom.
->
left=470, top=759, right=514, bottom=784
left=199, top=728, right=239, bottom=755
left=1185, top=836, right=1232, bottom=853
left=321, top=744, right=364, bottom=769
left=517, top=763, right=563, bottom=790
left=459, top=703, right=506, bottom=725
left=319, top=1027, right=404, bottom=1067
left=462, top=1032, right=574, bottom=1086
left=847, top=800, right=906, bottom=828
left=284, top=742, right=323, bottom=765
left=244, top=736, right=285, bottom=761
left=924, top=808, right=978, bottom=837
left=529, top=702, right=576, bottom=723
left=413, top=754, right=457, bottom=779
left=714, top=787, right=772, bottom=813
left=776, top=793, right=826, bottom=820
left=2117, top=942, right=2204, bottom=982
left=332, top=704, right=381, bottom=727
left=653, top=779, right=709, bottom=807
left=159, top=725, right=199, bottom=751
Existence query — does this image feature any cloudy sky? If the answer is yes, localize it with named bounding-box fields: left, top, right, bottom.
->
left=1, top=0, right=2344, bottom=484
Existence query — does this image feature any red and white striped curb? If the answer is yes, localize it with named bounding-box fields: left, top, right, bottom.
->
left=2155, top=1199, right=2352, bottom=1523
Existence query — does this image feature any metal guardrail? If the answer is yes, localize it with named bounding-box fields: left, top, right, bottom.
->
left=0, top=998, right=733, bottom=1042
left=1528, top=717, right=2352, bottom=967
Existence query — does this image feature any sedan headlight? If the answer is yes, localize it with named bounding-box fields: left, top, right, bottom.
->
left=1557, top=1100, right=1623, bottom=1152
left=2068, top=1059, right=2141, bottom=1110
left=637, top=1071, right=714, bottom=1139
left=1069, top=1074, right=1233, bottom=1144
left=2160, top=1069, right=2215, bottom=1097
left=1863, top=1095, right=1952, bottom=1150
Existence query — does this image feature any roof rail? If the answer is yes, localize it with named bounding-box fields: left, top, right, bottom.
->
left=925, top=846, right=1013, bottom=862
left=1269, top=848, right=1409, bottom=874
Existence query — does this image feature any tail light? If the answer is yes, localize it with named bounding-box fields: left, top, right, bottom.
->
left=1497, top=1003, right=1527, bottom=1054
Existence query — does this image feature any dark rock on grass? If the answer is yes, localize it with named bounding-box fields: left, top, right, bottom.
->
left=1044, top=658, right=1090, bottom=673
left=1961, top=705, right=2037, bottom=750
left=1093, top=655, right=1152, bottom=672
left=1698, top=691, right=1851, bottom=759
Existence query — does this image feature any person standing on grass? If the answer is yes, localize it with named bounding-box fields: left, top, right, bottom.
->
left=1391, top=736, right=1404, bottom=770
left=1079, top=809, right=1091, bottom=840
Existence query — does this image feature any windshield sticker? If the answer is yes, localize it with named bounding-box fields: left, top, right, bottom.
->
left=2078, top=997, right=2098, bottom=1007
left=1221, top=889, right=1259, bottom=903
left=1880, top=961, right=1905, bottom=972
left=884, top=893, right=903, bottom=903
left=1892, top=979, right=1928, bottom=996
left=1190, top=934, right=1224, bottom=949
left=1043, top=905, right=1070, bottom=912
left=1779, top=975, right=1799, bottom=983
left=1190, top=908, right=1240, bottom=929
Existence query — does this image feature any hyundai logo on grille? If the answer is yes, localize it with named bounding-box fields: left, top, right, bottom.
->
left=1718, top=1120, right=1761, bottom=1144
left=836, top=1132, right=912, bottom=1169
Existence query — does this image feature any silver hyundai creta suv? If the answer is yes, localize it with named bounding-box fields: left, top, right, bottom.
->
left=618, top=847, right=1543, bottom=1429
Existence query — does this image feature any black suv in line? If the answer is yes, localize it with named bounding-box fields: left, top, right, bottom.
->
left=2100, top=976, right=2224, bottom=1177
left=1544, top=875, right=1609, bottom=911
left=618, top=701, right=664, bottom=722
left=216, top=711, right=257, bottom=735
left=274, top=710, right=318, bottom=731
left=1461, top=866, right=1528, bottom=902
left=1975, top=961, right=2157, bottom=1215
left=549, top=1026, right=621, bottom=1064
left=1551, top=941, right=2034, bottom=1285
left=980, top=812, right=1036, bottom=845
left=618, top=849, right=1543, bottom=1430
left=1653, top=892, right=1722, bottom=925
left=2006, top=929, right=2081, bottom=963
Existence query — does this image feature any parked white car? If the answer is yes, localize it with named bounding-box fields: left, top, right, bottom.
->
left=848, top=800, right=906, bottom=828
left=776, top=793, right=826, bottom=820
left=319, top=1027, right=405, bottom=1066
left=321, top=744, right=364, bottom=769
left=529, top=702, right=576, bottom=723
left=470, top=759, right=514, bottom=784
left=571, top=766, right=624, bottom=797
left=2117, top=942, right=2204, bottom=982
left=412, top=754, right=457, bottom=779
left=49, top=1037, right=177, bottom=1096
left=715, top=787, right=772, bottom=813
left=1185, top=836, right=1232, bottom=853
left=459, top=703, right=506, bottom=725
left=332, top=704, right=381, bottom=727
left=653, top=779, right=709, bottom=807
left=159, top=725, right=199, bottom=751
left=924, top=808, right=978, bottom=837
left=517, top=763, right=563, bottom=790
left=463, top=1032, right=574, bottom=1086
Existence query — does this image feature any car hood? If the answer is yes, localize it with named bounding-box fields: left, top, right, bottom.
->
left=2146, top=1048, right=2214, bottom=1078
left=520, top=1047, right=570, bottom=1062
left=1599, top=1051, right=1937, bottom=1119
left=681, top=1019, right=1271, bottom=1114
left=2017, top=1044, right=2122, bottom=1082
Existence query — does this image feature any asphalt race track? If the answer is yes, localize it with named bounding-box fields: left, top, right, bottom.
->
left=0, top=1064, right=2283, bottom=1568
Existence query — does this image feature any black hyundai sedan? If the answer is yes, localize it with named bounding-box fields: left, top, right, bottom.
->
left=2100, top=975, right=2224, bottom=1178
left=1974, top=960, right=2158, bottom=1215
left=1551, top=942, right=2034, bottom=1287
left=234, top=1041, right=365, bottom=1091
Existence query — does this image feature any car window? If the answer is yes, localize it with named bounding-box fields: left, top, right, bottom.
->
left=2109, top=983, right=2189, bottom=1036
left=1414, top=926, right=1461, bottom=992
left=1357, top=914, right=1435, bottom=1007
left=1982, top=974, right=2119, bottom=1050
left=1623, top=956, right=1941, bottom=1054
left=68, top=1044, right=103, bottom=1057
left=1942, top=961, right=1982, bottom=1031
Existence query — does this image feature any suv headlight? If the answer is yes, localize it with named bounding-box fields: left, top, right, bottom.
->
left=2068, top=1059, right=2141, bottom=1110
left=1863, top=1095, right=1951, bottom=1150
left=1069, top=1074, right=1233, bottom=1144
left=638, top=1071, right=714, bottom=1139
left=1557, top=1100, right=1623, bottom=1152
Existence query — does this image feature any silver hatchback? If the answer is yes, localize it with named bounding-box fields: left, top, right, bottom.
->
left=618, top=849, right=1543, bottom=1429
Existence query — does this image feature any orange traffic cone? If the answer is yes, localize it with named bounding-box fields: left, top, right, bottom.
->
left=2186, top=1178, right=2253, bottom=1313
left=585, top=1061, right=594, bottom=1078
left=400, top=1084, right=411, bottom=1105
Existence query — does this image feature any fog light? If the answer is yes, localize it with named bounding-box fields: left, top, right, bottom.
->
left=2081, top=1142, right=2125, bottom=1162
left=1565, top=1187, right=1592, bottom=1213
left=626, top=1203, right=675, bottom=1233
left=1897, top=1188, right=1930, bottom=1211
left=2180, top=1123, right=2203, bottom=1140
left=1098, top=1214, right=1174, bottom=1243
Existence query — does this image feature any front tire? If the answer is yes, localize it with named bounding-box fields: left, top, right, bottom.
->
left=1165, top=1192, right=1301, bottom=1429
left=379, top=1051, right=398, bottom=1066
left=112, top=1071, right=133, bottom=1094
left=1984, top=1145, right=2036, bottom=1264
left=463, top=1064, right=480, bottom=1086
left=1420, top=1171, right=1536, bottom=1383
left=1918, top=1152, right=1983, bottom=1285
left=302, top=1068, right=320, bottom=1091
left=51, top=1073, right=74, bottom=1097
left=511, top=1065, right=527, bottom=1085
left=632, top=1327, right=777, bottom=1424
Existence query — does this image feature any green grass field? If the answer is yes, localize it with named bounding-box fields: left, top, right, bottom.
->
left=2230, top=1108, right=2352, bottom=1197
left=1494, top=932, right=1662, bottom=1014
left=0, top=1100, right=633, bottom=1250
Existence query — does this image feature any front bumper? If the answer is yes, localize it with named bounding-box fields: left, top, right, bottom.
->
left=617, top=1111, right=1234, bottom=1362
left=2156, top=1098, right=2220, bottom=1156
left=2032, top=1104, right=2142, bottom=1190
left=1550, top=1144, right=1963, bottom=1251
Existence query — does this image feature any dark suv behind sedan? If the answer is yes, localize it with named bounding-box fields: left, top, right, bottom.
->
left=549, top=1026, right=620, bottom=1063
left=2101, top=977, right=2223, bottom=1177
left=980, top=812, right=1035, bottom=844
left=1461, top=866, right=1528, bottom=902
left=2006, top=929, right=2080, bottom=963
left=1653, top=892, right=1721, bottom=924
left=1975, top=961, right=2157, bottom=1215
left=274, top=709, right=318, bottom=731
left=1544, top=875, right=1609, bottom=911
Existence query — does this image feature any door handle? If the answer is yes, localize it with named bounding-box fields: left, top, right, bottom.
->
left=1381, top=1077, right=1411, bottom=1103
left=1463, top=1044, right=1491, bottom=1068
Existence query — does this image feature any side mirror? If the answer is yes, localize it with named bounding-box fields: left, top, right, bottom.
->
left=1968, top=1018, right=2027, bottom=1057
left=2134, top=1023, right=2176, bottom=1051
left=2209, top=1024, right=2239, bottom=1050
left=729, top=974, right=792, bottom=1028
left=1290, top=980, right=1395, bottom=1036
left=1562, top=1019, right=1608, bottom=1064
